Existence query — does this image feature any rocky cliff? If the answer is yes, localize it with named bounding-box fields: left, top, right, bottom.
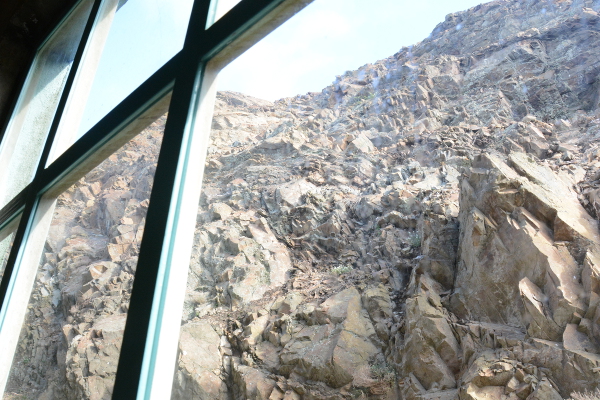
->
left=5, top=0, right=600, bottom=399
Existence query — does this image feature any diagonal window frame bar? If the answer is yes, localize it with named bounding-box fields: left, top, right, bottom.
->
left=0, top=0, right=105, bottom=393
left=0, top=0, right=314, bottom=398
left=114, top=1, right=315, bottom=397
left=0, top=0, right=104, bottom=310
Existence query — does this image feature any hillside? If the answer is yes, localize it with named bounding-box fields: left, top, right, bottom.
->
left=5, top=0, right=600, bottom=399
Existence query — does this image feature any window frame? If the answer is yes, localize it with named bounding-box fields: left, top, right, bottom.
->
left=0, top=0, right=313, bottom=398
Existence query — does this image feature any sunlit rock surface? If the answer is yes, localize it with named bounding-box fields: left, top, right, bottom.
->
left=6, top=0, right=600, bottom=399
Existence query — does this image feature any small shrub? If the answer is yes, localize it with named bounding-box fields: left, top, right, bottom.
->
left=259, top=268, right=271, bottom=285
left=456, top=157, right=472, bottom=168
left=284, top=317, right=297, bottom=335
left=348, top=92, right=376, bottom=109
left=399, top=202, right=411, bottom=214
left=349, top=388, right=366, bottom=398
left=408, top=232, right=421, bottom=248
left=330, top=265, right=353, bottom=275
left=370, top=362, right=395, bottom=381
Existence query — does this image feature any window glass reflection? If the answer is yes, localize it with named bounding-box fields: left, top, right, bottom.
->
left=0, top=223, right=18, bottom=286
left=78, top=0, right=193, bottom=136
left=46, top=0, right=193, bottom=166
left=0, top=0, right=93, bottom=212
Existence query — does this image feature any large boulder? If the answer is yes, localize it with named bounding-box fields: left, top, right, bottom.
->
left=280, top=288, right=382, bottom=388
left=172, top=321, right=229, bottom=399
left=452, top=153, right=598, bottom=336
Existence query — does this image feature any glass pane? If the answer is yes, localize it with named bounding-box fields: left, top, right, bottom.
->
left=48, top=0, right=193, bottom=165
left=207, top=0, right=242, bottom=27
left=168, top=0, right=600, bottom=398
left=78, top=0, right=193, bottom=134
left=0, top=0, right=93, bottom=212
left=171, top=0, right=503, bottom=399
left=0, top=221, right=19, bottom=285
left=3, top=114, right=165, bottom=400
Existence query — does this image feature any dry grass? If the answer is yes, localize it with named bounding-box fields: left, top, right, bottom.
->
left=570, top=388, right=600, bottom=400
left=4, top=394, right=33, bottom=400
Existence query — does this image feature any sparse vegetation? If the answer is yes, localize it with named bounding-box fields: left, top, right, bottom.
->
left=399, top=202, right=411, bottom=214
left=349, top=92, right=376, bottom=109
left=569, top=389, right=600, bottom=400
left=330, top=264, right=354, bottom=275
left=4, top=393, right=33, bottom=400
left=409, top=231, right=421, bottom=248
left=350, top=388, right=367, bottom=398
left=456, top=157, right=473, bottom=168
left=370, top=362, right=395, bottom=381
left=259, top=268, right=271, bottom=285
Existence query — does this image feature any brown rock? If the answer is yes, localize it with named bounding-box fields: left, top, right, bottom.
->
left=172, top=321, right=228, bottom=400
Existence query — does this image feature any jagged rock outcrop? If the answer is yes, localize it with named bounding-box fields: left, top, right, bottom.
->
left=5, top=0, right=600, bottom=399
left=4, top=119, right=164, bottom=399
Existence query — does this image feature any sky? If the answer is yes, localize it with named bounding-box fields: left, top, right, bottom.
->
left=79, top=0, right=485, bottom=134
left=77, top=0, right=194, bottom=135
left=217, top=0, right=486, bottom=101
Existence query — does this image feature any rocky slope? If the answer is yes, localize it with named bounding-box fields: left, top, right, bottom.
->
left=4, top=120, right=164, bottom=400
left=5, top=0, right=600, bottom=399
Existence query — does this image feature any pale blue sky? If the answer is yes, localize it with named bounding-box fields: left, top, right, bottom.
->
left=218, top=0, right=485, bottom=100
left=78, top=0, right=194, bottom=135
left=80, top=0, right=485, bottom=133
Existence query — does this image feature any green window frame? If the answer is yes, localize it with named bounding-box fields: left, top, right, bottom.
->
left=0, top=0, right=313, bottom=398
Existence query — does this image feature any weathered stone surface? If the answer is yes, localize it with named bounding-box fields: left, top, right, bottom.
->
left=402, top=275, right=459, bottom=393
left=232, top=357, right=276, bottom=400
left=519, top=277, right=563, bottom=340
left=210, top=202, right=233, bottom=221
left=172, top=321, right=229, bottom=400
left=276, top=179, right=317, bottom=210
left=346, top=133, right=375, bottom=154
left=526, top=378, right=563, bottom=400
left=452, top=153, right=595, bottom=332
left=279, top=288, right=381, bottom=388
left=10, top=1, right=600, bottom=398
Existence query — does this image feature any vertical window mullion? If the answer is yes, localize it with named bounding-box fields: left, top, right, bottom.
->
left=0, top=0, right=104, bottom=336
left=0, top=0, right=113, bottom=395
left=114, top=0, right=318, bottom=397
left=111, top=1, right=213, bottom=398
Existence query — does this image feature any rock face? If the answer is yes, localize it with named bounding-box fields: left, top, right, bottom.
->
left=4, top=120, right=164, bottom=399
left=453, top=152, right=597, bottom=332
left=5, top=0, right=600, bottom=399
